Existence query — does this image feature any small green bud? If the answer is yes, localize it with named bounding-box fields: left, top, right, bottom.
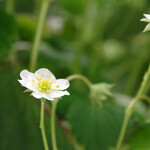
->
left=90, top=83, right=114, bottom=102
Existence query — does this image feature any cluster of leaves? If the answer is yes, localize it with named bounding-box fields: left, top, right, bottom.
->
left=1, top=0, right=150, bottom=150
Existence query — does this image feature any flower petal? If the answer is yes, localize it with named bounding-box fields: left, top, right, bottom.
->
left=35, top=68, right=56, bottom=80
left=143, top=23, right=150, bottom=32
left=32, top=92, right=55, bottom=100
left=46, top=90, right=70, bottom=99
left=141, top=18, right=150, bottom=22
left=144, top=14, right=150, bottom=19
left=18, top=79, right=25, bottom=86
left=20, top=70, right=35, bottom=81
left=52, top=79, right=69, bottom=90
left=31, top=92, right=43, bottom=99
left=42, top=94, right=54, bottom=101
left=19, top=70, right=36, bottom=91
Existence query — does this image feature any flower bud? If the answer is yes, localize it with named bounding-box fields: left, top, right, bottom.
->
left=90, top=83, right=114, bottom=102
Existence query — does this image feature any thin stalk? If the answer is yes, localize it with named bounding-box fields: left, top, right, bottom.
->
left=50, top=75, right=91, bottom=150
left=6, top=0, right=15, bottom=14
left=115, top=65, right=150, bottom=150
left=51, top=99, right=59, bottom=150
left=66, top=74, right=92, bottom=89
left=29, top=0, right=51, bottom=72
left=40, top=102, right=49, bottom=150
left=115, top=114, right=130, bottom=150
left=140, top=95, right=150, bottom=104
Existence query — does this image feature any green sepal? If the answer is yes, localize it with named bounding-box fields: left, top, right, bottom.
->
left=24, top=89, right=32, bottom=93
left=41, top=98, right=46, bottom=103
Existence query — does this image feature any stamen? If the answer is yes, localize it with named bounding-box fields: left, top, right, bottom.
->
left=41, top=73, right=44, bottom=77
left=35, top=77, right=54, bottom=93
left=32, top=80, right=35, bottom=84
left=56, top=85, right=60, bottom=88
left=36, top=77, right=41, bottom=81
left=50, top=80, right=55, bottom=84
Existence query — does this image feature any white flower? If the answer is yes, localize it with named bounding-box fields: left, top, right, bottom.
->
left=141, top=14, right=150, bottom=32
left=18, top=68, right=70, bottom=101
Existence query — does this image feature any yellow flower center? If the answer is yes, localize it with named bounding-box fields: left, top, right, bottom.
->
left=37, top=79, right=52, bottom=93
left=32, top=73, right=60, bottom=93
left=32, top=74, right=55, bottom=93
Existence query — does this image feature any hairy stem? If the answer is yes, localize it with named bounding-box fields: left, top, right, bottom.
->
left=140, top=95, right=150, bottom=103
left=66, top=74, right=92, bottom=89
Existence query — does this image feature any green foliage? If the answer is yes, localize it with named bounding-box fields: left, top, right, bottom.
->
left=114, top=93, right=149, bottom=125
left=16, top=14, right=51, bottom=42
left=68, top=96, right=124, bottom=150
left=0, top=67, right=43, bottom=150
left=59, top=0, right=85, bottom=14
left=55, top=122, right=74, bottom=150
left=129, top=129, right=150, bottom=150
left=1, top=0, right=150, bottom=149
left=0, top=66, right=73, bottom=150
left=16, top=14, right=36, bottom=41
left=0, top=10, right=17, bottom=58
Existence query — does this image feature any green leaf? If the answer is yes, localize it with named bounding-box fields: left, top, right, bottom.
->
left=0, top=67, right=43, bottom=150
left=129, top=129, right=150, bottom=150
left=60, top=0, right=85, bottom=14
left=55, top=121, right=74, bottom=150
left=16, top=14, right=51, bottom=42
left=67, top=97, right=124, bottom=150
left=0, top=10, right=17, bottom=58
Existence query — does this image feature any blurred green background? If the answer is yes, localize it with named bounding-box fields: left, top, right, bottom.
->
left=1, top=0, right=150, bottom=150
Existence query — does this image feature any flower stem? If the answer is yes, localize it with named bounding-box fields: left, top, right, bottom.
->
left=49, top=75, right=91, bottom=150
left=139, top=95, right=150, bottom=104
left=115, top=65, right=150, bottom=150
left=66, top=74, right=92, bottom=90
left=29, top=0, right=51, bottom=72
left=51, top=99, right=59, bottom=150
left=40, top=101, right=49, bottom=150
left=115, top=113, right=130, bottom=150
